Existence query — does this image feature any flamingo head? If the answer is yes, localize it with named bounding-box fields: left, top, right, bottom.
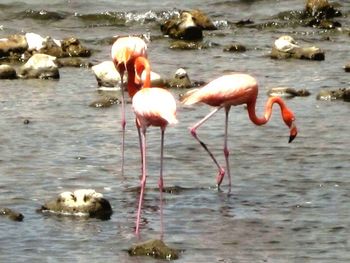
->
left=282, top=107, right=297, bottom=143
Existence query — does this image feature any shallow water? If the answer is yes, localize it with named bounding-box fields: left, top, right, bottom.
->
left=1, top=1, right=350, bottom=262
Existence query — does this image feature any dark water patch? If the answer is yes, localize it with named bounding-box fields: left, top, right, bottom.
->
left=14, top=9, right=68, bottom=21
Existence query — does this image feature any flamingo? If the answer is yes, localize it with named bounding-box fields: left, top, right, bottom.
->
left=131, top=57, right=178, bottom=235
left=111, top=36, right=148, bottom=176
left=181, top=73, right=298, bottom=188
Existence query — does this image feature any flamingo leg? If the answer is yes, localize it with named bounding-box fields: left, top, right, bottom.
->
left=189, top=106, right=225, bottom=187
left=159, top=127, right=165, bottom=240
left=120, top=73, right=126, bottom=177
left=136, top=126, right=147, bottom=236
left=224, top=106, right=232, bottom=189
left=136, top=119, right=143, bottom=177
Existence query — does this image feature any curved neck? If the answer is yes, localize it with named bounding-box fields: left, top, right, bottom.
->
left=134, top=56, right=151, bottom=88
left=126, top=68, right=141, bottom=97
left=247, top=96, right=288, bottom=126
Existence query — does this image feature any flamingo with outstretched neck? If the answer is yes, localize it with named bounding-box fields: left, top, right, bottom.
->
left=132, top=57, right=178, bottom=236
left=111, top=36, right=148, bottom=176
left=181, top=73, right=298, bottom=188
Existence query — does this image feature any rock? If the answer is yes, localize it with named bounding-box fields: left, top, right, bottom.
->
left=92, top=61, right=121, bottom=87
left=344, top=63, right=350, bottom=72
left=167, top=68, right=192, bottom=88
left=38, top=189, right=113, bottom=220
left=0, top=34, right=28, bottom=58
left=343, top=89, right=350, bottom=102
left=293, top=46, right=325, bottom=60
left=25, top=32, right=48, bottom=52
left=316, top=88, right=349, bottom=101
left=169, top=40, right=207, bottom=50
left=161, top=11, right=203, bottom=40
left=128, top=239, right=180, bottom=260
left=56, top=57, right=92, bottom=68
left=274, top=35, right=300, bottom=52
left=267, top=87, right=311, bottom=98
left=18, top=53, right=59, bottom=79
left=61, top=37, right=91, bottom=57
left=89, top=96, right=120, bottom=108
left=189, top=9, right=217, bottom=30
left=0, top=64, right=17, bottom=79
left=271, top=35, right=324, bottom=60
left=0, top=207, right=24, bottom=222
left=305, top=0, right=341, bottom=19
left=223, top=43, right=246, bottom=52
left=141, top=70, right=166, bottom=87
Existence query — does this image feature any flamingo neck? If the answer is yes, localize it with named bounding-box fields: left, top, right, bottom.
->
left=126, top=68, right=141, bottom=97
left=134, top=56, right=151, bottom=89
left=247, top=96, right=288, bottom=126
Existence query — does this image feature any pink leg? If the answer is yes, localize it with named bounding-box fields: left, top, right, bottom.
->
left=136, top=126, right=147, bottom=237
left=136, top=119, right=143, bottom=177
left=190, top=106, right=225, bottom=187
left=224, top=106, right=232, bottom=189
left=159, top=127, right=165, bottom=240
left=120, top=73, right=126, bottom=177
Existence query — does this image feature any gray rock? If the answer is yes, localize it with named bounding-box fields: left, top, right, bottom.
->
left=0, top=34, right=28, bottom=58
left=128, top=239, right=180, bottom=260
left=316, top=88, right=350, bottom=101
left=167, top=68, right=192, bottom=88
left=18, top=53, right=59, bottom=79
left=161, top=11, right=203, bottom=40
left=38, top=189, right=112, bottom=220
left=0, top=207, right=24, bottom=222
left=267, top=87, right=311, bottom=98
left=0, top=64, right=17, bottom=79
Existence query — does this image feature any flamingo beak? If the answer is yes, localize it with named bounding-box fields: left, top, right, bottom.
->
left=289, top=121, right=297, bottom=143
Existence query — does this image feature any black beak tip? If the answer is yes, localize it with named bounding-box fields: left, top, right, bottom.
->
left=289, top=134, right=296, bottom=143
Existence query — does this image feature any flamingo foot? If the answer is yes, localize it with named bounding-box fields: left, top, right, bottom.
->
left=216, top=168, right=225, bottom=187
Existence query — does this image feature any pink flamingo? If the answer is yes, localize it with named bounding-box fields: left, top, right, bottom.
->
left=111, top=36, right=148, bottom=176
left=131, top=57, right=178, bottom=235
left=181, top=73, right=298, bottom=188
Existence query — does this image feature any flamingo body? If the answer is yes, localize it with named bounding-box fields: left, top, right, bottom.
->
left=110, top=36, right=148, bottom=176
left=182, top=74, right=258, bottom=107
left=132, top=84, right=177, bottom=236
left=133, top=88, right=178, bottom=128
left=181, top=73, right=297, bottom=188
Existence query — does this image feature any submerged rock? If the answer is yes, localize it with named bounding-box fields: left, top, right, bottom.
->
left=267, top=87, right=311, bottom=98
left=61, top=37, right=91, bottom=57
left=56, top=57, right=92, bottom=68
left=161, top=11, right=203, bottom=40
left=18, top=53, right=59, bottom=79
left=38, top=189, right=113, bottom=220
left=128, top=239, right=180, bottom=260
left=0, top=207, right=24, bottom=222
left=89, top=96, right=120, bottom=108
left=271, top=35, right=324, bottom=60
left=188, top=9, right=217, bottom=30
left=223, top=43, right=247, bottom=52
left=305, top=0, right=341, bottom=19
left=316, top=88, right=350, bottom=101
left=167, top=68, right=192, bottom=89
left=0, top=64, right=17, bottom=79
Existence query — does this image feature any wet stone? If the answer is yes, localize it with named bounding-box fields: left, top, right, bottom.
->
left=316, top=88, right=349, bottom=101
left=89, top=96, right=120, bottom=108
left=0, top=64, right=17, bottom=79
left=267, top=87, right=311, bottom=98
left=18, top=53, right=59, bottom=79
left=223, top=43, right=247, bottom=52
left=0, top=207, right=24, bottom=222
left=38, top=189, right=113, bottom=220
left=128, top=239, right=180, bottom=260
